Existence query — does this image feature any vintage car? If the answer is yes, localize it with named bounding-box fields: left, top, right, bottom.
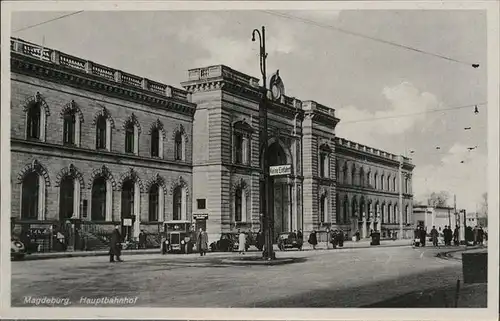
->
left=210, top=233, right=251, bottom=252
left=11, top=237, right=27, bottom=260
left=162, top=221, right=194, bottom=254
left=277, top=232, right=303, bottom=251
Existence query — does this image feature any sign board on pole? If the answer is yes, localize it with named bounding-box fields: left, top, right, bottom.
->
left=123, top=218, right=133, bottom=226
left=269, top=164, right=292, bottom=176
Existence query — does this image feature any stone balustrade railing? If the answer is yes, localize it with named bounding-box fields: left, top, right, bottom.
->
left=11, top=37, right=192, bottom=103
left=336, top=137, right=412, bottom=164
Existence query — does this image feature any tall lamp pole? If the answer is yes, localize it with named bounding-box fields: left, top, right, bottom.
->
left=252, top=26, right=275, bottom=260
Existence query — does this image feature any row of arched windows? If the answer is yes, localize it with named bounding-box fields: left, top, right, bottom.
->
left=19, top=163, right=188, bottom=223
left=25, top=97, right=187, bottom=161
left=335, top=194, right=411, bottom=225
left=337, top=162, right=400, bottom=192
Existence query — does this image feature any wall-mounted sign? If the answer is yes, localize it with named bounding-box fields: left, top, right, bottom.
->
left=193, top=213, right=209, bottom=220
left=123, top=218, right=133, bottom=226
left=270, top=164, right=292, bottom=176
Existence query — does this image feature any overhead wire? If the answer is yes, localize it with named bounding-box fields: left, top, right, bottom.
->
left=13, top=11, right=84, bottom=33
left=261, top=10, right=480, bottom=68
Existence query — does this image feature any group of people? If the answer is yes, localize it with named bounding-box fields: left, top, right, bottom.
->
left=414, top=224, right=487, bottom=247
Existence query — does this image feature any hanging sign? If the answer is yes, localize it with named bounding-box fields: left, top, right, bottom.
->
left=270, top=164, right=292, bottom=176
left=193, top=213, right=209, bottom=220
left=123, top=218, right=133, bottom=226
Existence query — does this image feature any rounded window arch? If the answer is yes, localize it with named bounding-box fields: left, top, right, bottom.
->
left=125, top=122, right=135, bottom=154
left=91, top=177, right=107, bottom=221
left=26, top=102, right=42, bottom=140
left=59, top=176, right=75, bottom=221
left=172, top=185, right=183, bottom=220
left=96, top=115, right=108, bottom=150
left=21, top=172, right=40, bottom=220
left=149, top=184, right=160, bottom=222
left=174, top=132, right=183, bottom=161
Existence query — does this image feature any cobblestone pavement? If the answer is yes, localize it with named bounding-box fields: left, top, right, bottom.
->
left=11, top=245, right=480, bottom=308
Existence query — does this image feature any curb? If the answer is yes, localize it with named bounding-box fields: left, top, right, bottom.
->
left=436, top=246, right=486, bottom=261
left=19, top=249, right=159, bottom=261
left=16, top=241, right=412, bottom=261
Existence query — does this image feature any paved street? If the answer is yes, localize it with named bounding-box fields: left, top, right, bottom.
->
left=11, top=245, right=482, bottom=308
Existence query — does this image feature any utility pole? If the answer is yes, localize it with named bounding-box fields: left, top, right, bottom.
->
left=252, top=26, right=275, bottom=260
left=398, top=156, right=404, bottom=239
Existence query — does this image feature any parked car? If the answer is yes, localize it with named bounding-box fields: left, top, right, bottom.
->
left=277, top=232, right=303, bottom=251
left=210, top=233, right=251, bottom=252
left=11, top=237, right=27, bottom=260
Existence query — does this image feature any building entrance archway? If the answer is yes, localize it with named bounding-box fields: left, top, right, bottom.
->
left=261, top=140, right=293, bottom=241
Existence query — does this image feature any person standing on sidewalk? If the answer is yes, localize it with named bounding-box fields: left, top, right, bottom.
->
left=197, top=228, right=208, bottom=256
left=238, top=229, right=246, bottom=254
left=419, top=226, right=427, bottom=247
left=109, top=225, right=123, bottom=263
left=430, top=226, right=439, bottom=247
left=308, top=230, right=318, bottom=250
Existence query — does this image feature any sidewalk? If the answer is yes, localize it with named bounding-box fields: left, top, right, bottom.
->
left=365, top=282, right=486, bottom=308
left=19, top=238, right=411, bottom=261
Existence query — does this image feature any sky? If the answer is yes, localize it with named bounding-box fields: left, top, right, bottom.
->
left=10, top=9, right=488, bottom=212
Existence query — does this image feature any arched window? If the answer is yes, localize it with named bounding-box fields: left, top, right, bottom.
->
left=63, top=112, right=76, bottom=145
left=351, top=166, right=356, bottom=185
left=174, top=132, right=183, bottom=161
left=319, top=145, right=331, bottom=178
left=96, top=115, right=107, bottom=149
left=380, top=174, right=385, bottom=190
left=173, top=186, right=182, bottom=220
left=149, top=184, right=159, bottom=222
left=320, top=194, right=327, bottom=223
left=351, top=198, right=358, bottom=218
left=234, top=133, right=244, bottom=164
left=343, top=196, right=349, bottom=223
left=121, top=180, right=135, bottom=219
left=151, top=128, right=160, bottom=157
left=387, top=176, right=391, bottom=191
left=335, top=194, right=340, bottom=223
left=359, top=168, right=365, bottom=186
left=405, top=205, right=409, bottom=223
left=374, top=173, right=378, bottom=189
left=381, top=204, right=385, bottom=223
left=393, top=177, right=397, bottom=192
left=394, top=204, right=398, bottom=223
left=27, top=102, right=41, bottom=140
left=125, top=122, right=135, bottom=153
left=59, top=177, right=74, bottom=220
left=91, top=177, right=106, bottom=221
left=21, top=172, right=39, bottom=219
left=387, top=204, right=392, bottom=223
left=405, top=177, right=409, bottom=193
left=343, top=166, right=348, bottom=184
left=367, top=171, right=371, bottom=187
left=235, top=189, right=243, bottom=222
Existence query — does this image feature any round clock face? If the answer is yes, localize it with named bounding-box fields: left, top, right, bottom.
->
left=271, top=84, right=281, bottom=100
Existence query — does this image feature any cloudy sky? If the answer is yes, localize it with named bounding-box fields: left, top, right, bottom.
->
left=11, top=9, right=488, bottom=212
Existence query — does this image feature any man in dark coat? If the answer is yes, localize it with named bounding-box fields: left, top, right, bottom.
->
left=478, top=226, right=484, bottom=245
left=430, top=226, right=439, bottom=247
left=109, top=225, right=123, bottom=262
left=308, top=230, right=318, bottom=250
left=453, top=226, right=460, bottom=246
left=338, top=229, right=345, bottom=248
left=419, top=226, right=427, bottom=247
left=138, top=230, right=147, bottom=249
left=197, top=228, right=208, bottom=256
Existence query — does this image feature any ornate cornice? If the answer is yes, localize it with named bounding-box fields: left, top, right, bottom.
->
left=11, top=53, right=196, bottom=117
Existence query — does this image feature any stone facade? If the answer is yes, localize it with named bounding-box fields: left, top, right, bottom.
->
left=10, top=38, right=415, bottom=244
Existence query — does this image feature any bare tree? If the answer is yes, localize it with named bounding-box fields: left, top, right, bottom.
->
left=426, top=191, right=450, bottom=207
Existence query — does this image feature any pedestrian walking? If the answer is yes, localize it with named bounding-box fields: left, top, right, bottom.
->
left=109, top=225, right=123, bottom=262
left=308, top=230, right=318, bottom=250
left=355, top=230, right=360, bottom=242
left=197, top=228, right=208, bottom=256
left=297, top=229, right=303, bottom=241
left=338, top=229, right=344, bottom=248
left=238, top=229, right=246, bottom=254
left=138, top=230, right=147, bottom=249
left=430, top=226, right=439, bottom=247
left=453, top=226, right=460, bottom=246
left=478, top=226, right=484, bottom=245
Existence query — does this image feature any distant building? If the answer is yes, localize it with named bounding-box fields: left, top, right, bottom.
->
left=413, top=205, right=456, bottom=233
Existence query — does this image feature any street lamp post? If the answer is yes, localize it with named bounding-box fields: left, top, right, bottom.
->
left=252, top=26, right=275, bottom=260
